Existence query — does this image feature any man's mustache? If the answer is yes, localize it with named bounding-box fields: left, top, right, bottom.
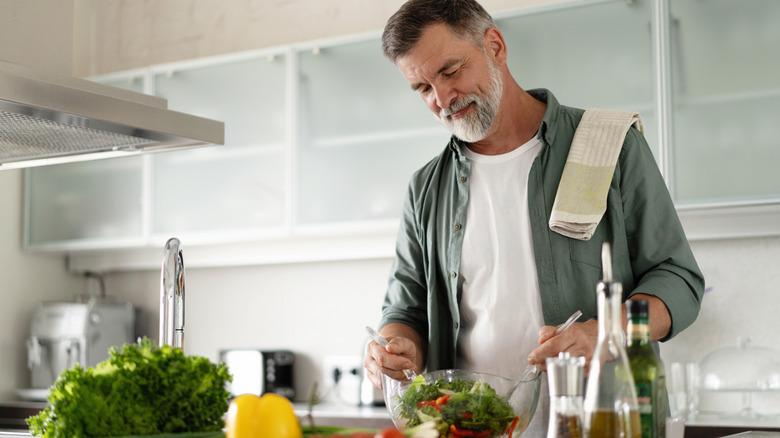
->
left=439, top=94, right=478, bottom=119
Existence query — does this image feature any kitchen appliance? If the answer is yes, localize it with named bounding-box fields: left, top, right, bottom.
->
left=22, top=299, right=135, bottom=397
left=0, top=59, right=224, bottom=169
left=220, top=349, right=295, bottom=399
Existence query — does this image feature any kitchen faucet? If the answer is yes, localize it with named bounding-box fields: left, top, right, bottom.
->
left=159, top=237, right=185, bottom=350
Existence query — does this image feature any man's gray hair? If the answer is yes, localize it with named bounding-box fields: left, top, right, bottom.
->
left=381, top=0, right=497, bottom=64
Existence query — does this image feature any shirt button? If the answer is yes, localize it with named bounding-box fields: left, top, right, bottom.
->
left=460, top=176, right=467, bottom=183
left=454, top=322, right=459, bottom=330
left=454, top=223, right=462, bottom=231
left=450, top=272, right=457, bottom=278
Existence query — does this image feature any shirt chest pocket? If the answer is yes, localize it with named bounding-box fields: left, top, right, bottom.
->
left=568, top=236, right=603, bottom=271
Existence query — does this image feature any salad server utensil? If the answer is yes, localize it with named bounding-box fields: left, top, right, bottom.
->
left=518, top=310, right=583, bottom=382
left=366, top=326, right=417, bottom=380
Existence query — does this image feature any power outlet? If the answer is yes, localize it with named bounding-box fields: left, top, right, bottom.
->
left=322, top=354, right=363, bottom=405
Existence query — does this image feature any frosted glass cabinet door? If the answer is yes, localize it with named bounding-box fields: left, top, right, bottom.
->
left=670, top=0, right=780, bottom=203
left=152, top=55, right=287, bottom=234
left=296, top=39, right=449, bottom=226
left=496, top=0, right=657, bottom=156
left=26, top=156, right=145, bottom=245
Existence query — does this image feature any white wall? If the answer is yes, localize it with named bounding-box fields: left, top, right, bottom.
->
left=0, top=0, right=74, bottom=75
left=100, top=259, right=392, bottom=401
left=664, top=237, right=780, bottom=363
left=0, top=171, right=87, bottom=400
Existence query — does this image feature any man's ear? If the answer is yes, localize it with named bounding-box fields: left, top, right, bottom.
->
left=483, top=27, right=508, bottom=66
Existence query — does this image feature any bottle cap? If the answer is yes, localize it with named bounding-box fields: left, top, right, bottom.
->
left=546, top=352, right=586, bottom=396
left=626, top=299, right=649, bottom=317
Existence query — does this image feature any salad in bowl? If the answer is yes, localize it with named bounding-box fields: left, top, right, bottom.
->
left=382, top=369, right=541, bottom=438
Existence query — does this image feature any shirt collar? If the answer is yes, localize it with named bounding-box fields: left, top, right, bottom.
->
left=527, top=88, right=561, bottom=147
left=446, top=137, right=464, bottom=161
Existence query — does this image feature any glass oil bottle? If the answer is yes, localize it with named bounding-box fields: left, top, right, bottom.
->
left=583, top=242, right=641, bottom=438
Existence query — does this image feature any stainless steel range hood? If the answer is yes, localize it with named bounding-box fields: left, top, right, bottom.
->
left=0, top=60, right=224, bottom=169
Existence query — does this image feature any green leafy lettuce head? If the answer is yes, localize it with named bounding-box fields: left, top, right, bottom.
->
left=27, top=337, right=232, bottom=438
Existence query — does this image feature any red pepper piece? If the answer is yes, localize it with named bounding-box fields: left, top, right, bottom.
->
left=416, top=400, right=443, bottom=411
left=449, top=425, right=470, bottom=437
left=505, top=416, right=520, bottom=437
left=436, top=394, right=451, bottom=405
left=449, top=425, right=491, bottom=437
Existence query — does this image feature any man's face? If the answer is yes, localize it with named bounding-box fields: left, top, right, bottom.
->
left=397, top=23, right=503, bottom=143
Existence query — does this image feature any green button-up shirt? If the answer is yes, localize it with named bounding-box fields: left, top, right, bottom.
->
left=379, top=89, right=705, bottom=371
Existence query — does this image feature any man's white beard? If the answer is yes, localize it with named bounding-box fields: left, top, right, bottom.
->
left=437, top=60, right=503, bottom=143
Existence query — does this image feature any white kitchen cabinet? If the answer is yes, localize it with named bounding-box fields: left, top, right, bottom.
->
left=496, top=0, right=658, bottom=156
left=23, top=0, right=780, bottom=268
left=24, top=51, right=292, bottom=250
left=150, top=54, right=288, bottom=237
left=295, top=37, right=448, bottom=227
left=25, top=156, right=145, bottom=246
left=668, top=0, right=780, bottom=204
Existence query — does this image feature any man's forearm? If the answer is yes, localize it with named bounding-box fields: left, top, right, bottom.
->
left=624, top=293, right=672, bottom=342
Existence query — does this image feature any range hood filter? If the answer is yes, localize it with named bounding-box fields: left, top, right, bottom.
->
left=1, top=109, right=155, bottom=162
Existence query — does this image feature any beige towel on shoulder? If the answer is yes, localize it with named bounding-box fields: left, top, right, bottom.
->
left=549, top=108, right=643, bottom=241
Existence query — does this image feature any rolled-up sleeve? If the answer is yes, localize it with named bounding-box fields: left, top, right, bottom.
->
left=620, top=127, right=705, bottom=340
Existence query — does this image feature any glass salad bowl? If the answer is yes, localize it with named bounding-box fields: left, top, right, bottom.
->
left=382, top=369, right=542, bottom=438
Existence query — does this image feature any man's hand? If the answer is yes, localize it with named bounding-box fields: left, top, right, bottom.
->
left=527, top=319, right=599, bottom=375
left=526, top=295, right=671, bottom=376
left=363, top=323, right=425, bottom=389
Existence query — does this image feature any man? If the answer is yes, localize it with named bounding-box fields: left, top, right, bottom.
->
left=363, top=0, right=704, bottom=434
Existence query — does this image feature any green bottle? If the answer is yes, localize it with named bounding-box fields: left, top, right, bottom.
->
left=626, top=300, right=666, bottom=438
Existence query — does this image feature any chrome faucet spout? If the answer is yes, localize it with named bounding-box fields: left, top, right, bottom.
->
left=160, top=237, right=185, bottom=350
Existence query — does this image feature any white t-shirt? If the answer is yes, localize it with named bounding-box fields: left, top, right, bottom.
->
left=456, top=136, right=548, bottom=435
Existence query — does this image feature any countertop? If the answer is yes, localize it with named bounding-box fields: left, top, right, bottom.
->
left=0, top=400, right=393, bottom=436
left=684, top=414, right=780, bottom=438
left=293, top=401, right=394, bottom=429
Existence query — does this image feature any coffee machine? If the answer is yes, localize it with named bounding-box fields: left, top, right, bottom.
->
left=25, top=299, right=135, bottom=391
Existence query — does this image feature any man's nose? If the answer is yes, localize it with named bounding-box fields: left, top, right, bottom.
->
left=433, top=85, right=456, bottom=110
